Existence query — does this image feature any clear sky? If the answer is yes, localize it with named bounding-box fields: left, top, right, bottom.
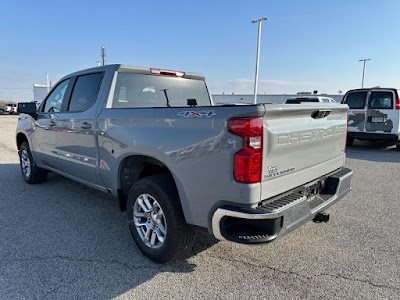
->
left=1, top=0, right=399, bottom=101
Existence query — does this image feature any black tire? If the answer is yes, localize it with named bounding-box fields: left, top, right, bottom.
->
left=127, top=174, right=195, bottom=263
left=346, top=136, right=354, bottom=147
left=396, top=144, right=400, bottom=151
left=19, top=142, right=48, bottom=184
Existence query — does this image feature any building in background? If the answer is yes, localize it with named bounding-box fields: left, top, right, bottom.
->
left=211, top=93, right=343, bottom=105
left=33, top=84, right=50, bottom=104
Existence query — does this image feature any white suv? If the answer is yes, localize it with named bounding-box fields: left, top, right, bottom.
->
left=5, top=104, right=17, bottom=114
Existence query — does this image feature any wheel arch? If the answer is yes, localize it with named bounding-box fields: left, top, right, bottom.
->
left=16, top=132, right=28, bottom=150
left=117, top=155, right=192, bottom=224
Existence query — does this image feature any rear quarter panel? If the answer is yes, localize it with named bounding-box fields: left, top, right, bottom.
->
left=97, top=105, right=265, bottom=228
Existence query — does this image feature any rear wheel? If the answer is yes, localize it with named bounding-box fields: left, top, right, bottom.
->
left=127, top=175, right=195, bottom=263
left=19, top=142, right=48, bottom=184
left=346, top=136, right=354, bottom=147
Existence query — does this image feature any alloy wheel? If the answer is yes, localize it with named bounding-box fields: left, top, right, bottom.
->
left=20, top=150, right=31, bottom=177
left=133, top=194, right=167, bottom=249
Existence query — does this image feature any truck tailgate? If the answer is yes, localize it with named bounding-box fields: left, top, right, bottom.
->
left=261, top=103, right=348, bottom=200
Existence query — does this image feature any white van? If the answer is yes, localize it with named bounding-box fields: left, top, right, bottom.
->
left=342, top=88, right=400, bottom=150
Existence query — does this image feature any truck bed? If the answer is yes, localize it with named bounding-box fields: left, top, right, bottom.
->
left=97, top=103, right=348, bottom=228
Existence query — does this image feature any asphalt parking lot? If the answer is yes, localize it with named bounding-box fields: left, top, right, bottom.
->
left=0, top=115, right=399, bottom=299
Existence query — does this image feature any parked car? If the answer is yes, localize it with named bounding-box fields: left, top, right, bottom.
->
left=286, top=96, right=336, bottom=104
left=10, top=105, right=18, bottom=114
left=0, top=103, right=17, bottom=114
left=16, top=64, right=353, bottom=263
left=341, top=88, right=400, bottom=150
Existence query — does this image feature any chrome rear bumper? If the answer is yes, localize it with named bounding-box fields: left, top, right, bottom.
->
left=211, top=168, right=353, bottom=243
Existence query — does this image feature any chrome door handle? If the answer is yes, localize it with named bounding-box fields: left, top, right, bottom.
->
left=80, top=122, right=92, bottom=129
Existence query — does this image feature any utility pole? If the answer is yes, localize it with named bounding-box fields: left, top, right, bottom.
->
left=100, top=46, right=106, bottom=66
left=251, top=17, right=269, bottom=104
left=359, top=58, right=371, bottom=88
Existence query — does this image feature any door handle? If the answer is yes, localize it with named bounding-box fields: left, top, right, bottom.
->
left=80, top=122, right=92, bottom=130
left=49, top=120, right=56, bottom=127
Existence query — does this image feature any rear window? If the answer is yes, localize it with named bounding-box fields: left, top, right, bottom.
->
left=112, top=73, right=211, bottom=108
left=368, top=91, right=393, bottom=109
left=345, top=92, right=367, bottom=109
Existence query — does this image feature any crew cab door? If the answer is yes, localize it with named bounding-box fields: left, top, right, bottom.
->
left=365, top=90, right=398, bottom=135
left=31, top=79, right=72, bottom=168
left=55, top=72, right=104, bottom=185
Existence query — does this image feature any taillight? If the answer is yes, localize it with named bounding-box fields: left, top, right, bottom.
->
left=150, top=68, right=185, bottom=77
left=396, top=98, right=400, bottom=109
left=341, top=98, right=345, bottom=104
left=228, top=117, right=263, bottom=183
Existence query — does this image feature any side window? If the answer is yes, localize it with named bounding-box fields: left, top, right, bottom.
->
left=43, top=79, right=70, bottom=113
left=322, top=99, right=330, bottom=103
left=368, top=91, right=393, bottom=109
left=68, top=73, right=104, bottom=112
left=345, top=92, right=367, bottom=109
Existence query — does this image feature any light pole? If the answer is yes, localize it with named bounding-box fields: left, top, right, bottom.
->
left=101, top=46, right=106, bottom=66
left=359, top=58, right=371, bottom=88
left=251, top=17, right=268, bottom=104
left=46, top=73, right=50, bottom=93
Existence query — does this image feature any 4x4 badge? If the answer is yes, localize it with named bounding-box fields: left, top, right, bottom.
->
left=178, top=110, right=216, bottom=118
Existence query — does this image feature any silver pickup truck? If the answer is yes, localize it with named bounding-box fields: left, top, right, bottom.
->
left=16, top=64, right=352, bottom=263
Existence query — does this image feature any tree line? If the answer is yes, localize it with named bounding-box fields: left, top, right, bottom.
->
left=0, top=100, right=16, bottom=107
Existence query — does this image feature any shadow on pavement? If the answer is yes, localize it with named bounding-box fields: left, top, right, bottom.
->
left=0, top=163, right=218, bottom=299
left=346, top=140, right=400, bottom=163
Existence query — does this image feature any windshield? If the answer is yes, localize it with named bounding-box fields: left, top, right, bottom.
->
left=112, top=73, right=211, bottom=108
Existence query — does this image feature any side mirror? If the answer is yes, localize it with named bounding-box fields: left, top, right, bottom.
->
left=18, top=102, right=37, bottom=115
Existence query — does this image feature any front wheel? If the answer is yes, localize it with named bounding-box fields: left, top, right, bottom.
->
left=19, top=142, right=48, bottom=184
left=127, top=175, right=195, bottom=263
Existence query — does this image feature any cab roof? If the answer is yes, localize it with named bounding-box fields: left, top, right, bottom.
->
left=61, top=64, right=205, bottom=81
